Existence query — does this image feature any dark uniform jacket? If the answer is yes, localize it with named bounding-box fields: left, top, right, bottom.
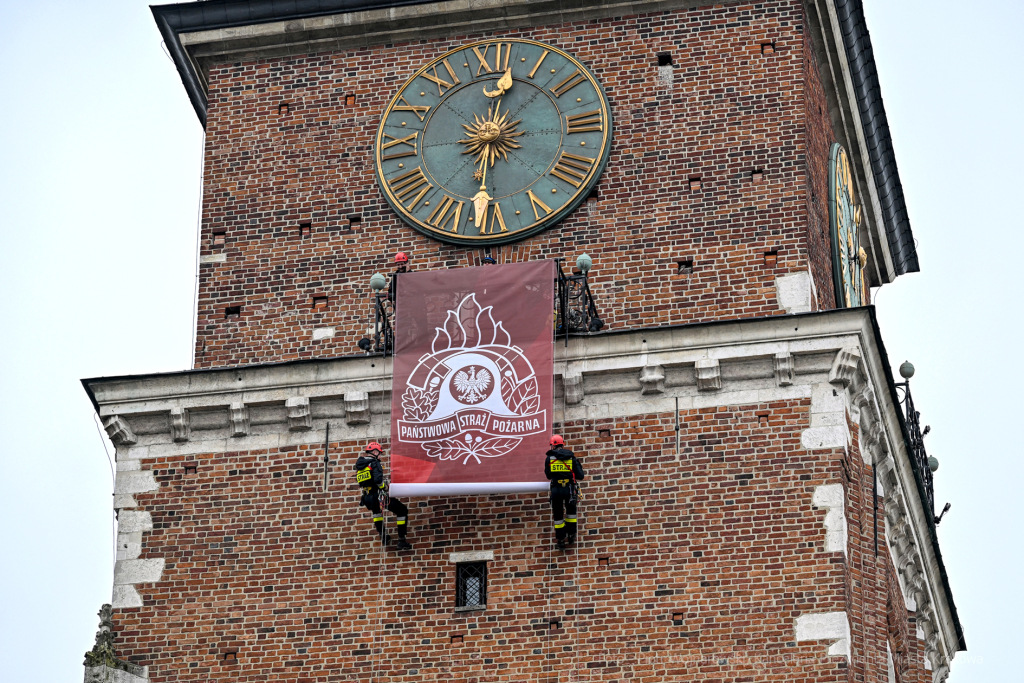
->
left=354, top=455, right=386, bottom=503
left=544, top=447, right=585, bottom=494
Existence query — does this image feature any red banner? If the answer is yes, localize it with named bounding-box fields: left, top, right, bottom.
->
left=389, top=260, right=555, bottom=496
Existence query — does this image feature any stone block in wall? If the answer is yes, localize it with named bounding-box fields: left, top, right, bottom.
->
left=795, top=611, right=851, bottom=661
left=812, top=484, right=848, bottom=555
left=775, top=272, right=813, bottom=314
left=84, top=666, right=149, bottom=683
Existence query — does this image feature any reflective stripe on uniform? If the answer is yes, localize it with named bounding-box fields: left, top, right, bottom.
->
left=553, top=519, right=565, bottom=529
left=396, top=517, right=407, bottom=525
left=373, top=516, right=384, bottom=522
left=565, top=516, right=576, bottom=523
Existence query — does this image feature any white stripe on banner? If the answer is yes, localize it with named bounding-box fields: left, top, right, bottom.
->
left=390, top=482, right=550, bottom=497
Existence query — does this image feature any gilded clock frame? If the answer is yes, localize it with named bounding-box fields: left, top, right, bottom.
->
left=374, top=39, right=613, bottom=246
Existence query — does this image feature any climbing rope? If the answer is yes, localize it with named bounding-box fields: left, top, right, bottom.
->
left=371, top=343, right=391, bottom=683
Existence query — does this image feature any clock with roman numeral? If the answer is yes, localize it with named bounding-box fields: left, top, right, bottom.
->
left=374, top=39, right=612, bottom=245
left=829, top=143, right=867, bottom=307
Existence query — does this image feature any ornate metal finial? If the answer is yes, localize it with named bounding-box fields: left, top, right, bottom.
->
left=83, top=604, right=131, bottom=672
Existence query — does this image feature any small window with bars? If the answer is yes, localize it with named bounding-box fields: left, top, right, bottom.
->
left=456, top=562, right=487, bottom=608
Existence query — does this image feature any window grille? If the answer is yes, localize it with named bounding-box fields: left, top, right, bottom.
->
left=456, top=562, right=487, bottom=608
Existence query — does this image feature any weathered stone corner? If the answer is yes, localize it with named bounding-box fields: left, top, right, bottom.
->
left=812, top=484, right=848, bottom=556
left=795, top=611, right=851, bottom=661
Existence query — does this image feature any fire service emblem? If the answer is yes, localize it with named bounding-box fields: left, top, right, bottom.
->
left=397, top=294, right=547, bottom=464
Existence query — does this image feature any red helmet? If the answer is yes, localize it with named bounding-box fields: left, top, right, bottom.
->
left=550, top=435, right=564, bottom=447
left=394, top=252, right=409, bottom=265
left=365, top=441, right=383, bottom=454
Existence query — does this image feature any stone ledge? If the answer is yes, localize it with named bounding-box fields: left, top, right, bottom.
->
left=178, top=0, right=745, bottom=69
left=449, top=550, right=494, bottom=563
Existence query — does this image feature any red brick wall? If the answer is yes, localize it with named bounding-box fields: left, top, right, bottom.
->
left=193, top=0, right=843, bottom=368
left=113, top=400, right=900, bottom=681
left=803, top=32, right=838, bottom=311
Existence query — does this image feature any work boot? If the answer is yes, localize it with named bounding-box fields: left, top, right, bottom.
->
left=567, top=535, right=577, bottom=546
left=396, top=539, right=412, bottom=550
left=556, top=538, right=567, bottom=550
left=380, top=533, right=391, bottom=546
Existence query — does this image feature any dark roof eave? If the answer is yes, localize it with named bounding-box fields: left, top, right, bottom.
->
left=834, top=0, right=920, bottom=276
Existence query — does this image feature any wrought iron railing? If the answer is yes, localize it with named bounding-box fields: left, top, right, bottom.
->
left=358, top=292, right=394, bottom=356
left=360, top=260, right=603, bottom=354
left=555, top=259, right=603, bottom=344
left=894, top=380, right=935, bottom=518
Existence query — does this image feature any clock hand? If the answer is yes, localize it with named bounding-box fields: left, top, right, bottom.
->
left=483, top=69, right=513, bottom=98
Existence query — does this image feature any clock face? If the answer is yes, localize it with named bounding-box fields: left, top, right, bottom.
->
left=374, top=39, right=612, bottom=246
left=829, top=143, right=866, bottom=307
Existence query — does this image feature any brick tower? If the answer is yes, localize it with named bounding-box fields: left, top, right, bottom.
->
left=81, top=1, right=963, bottom=682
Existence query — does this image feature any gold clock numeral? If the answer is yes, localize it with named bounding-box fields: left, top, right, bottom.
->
left=422, top=59, right=461, bottom=95
left=471, top=43, right=512, bottom=76
left=526, top=190, right=553, bottom=221
left=527, top=50, right=550, bottom=79
left=478, top=203, right=508, bottom=235
left=550, top=152, right=595, bottom=188
left=388, top=167, right=433, bottom=210
left=428, top=195, right=465, bottom=232
left=381, top=132, right=419, bottom=160
left=550, top=69, right=586, bottom=98
left=565, top=110, right=603, bottom=134
left=393, top=95, right=430, bottom=122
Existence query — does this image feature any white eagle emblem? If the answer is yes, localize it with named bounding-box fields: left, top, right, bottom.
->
left=453, top=366, right=492, bottom=404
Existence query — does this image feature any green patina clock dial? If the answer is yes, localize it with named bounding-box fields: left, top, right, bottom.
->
left=829, top=143, right=867, bottom=307
left=374, top=39, right=612, bottom=245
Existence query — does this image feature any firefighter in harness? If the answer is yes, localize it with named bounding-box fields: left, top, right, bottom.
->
left=354, top=442, right=412, bottom=550
left=544, top=435, right=585, bottom=549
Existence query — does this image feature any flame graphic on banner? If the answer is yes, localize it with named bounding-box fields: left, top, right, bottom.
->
left=431, top=294, right=511, bottom=352
left=399, top=294, right=545, bottom=464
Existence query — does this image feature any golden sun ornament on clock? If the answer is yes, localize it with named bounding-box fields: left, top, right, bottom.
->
left=374, top=39, right=612, bottom=245
left=829, top=143, right=868, bottom=307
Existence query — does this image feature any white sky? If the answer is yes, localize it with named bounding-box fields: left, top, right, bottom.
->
left=0, top=1, right=1019, bottom=681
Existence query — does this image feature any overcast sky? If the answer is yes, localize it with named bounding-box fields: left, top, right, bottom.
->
left=0, top=1, right=1019, bottom=681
